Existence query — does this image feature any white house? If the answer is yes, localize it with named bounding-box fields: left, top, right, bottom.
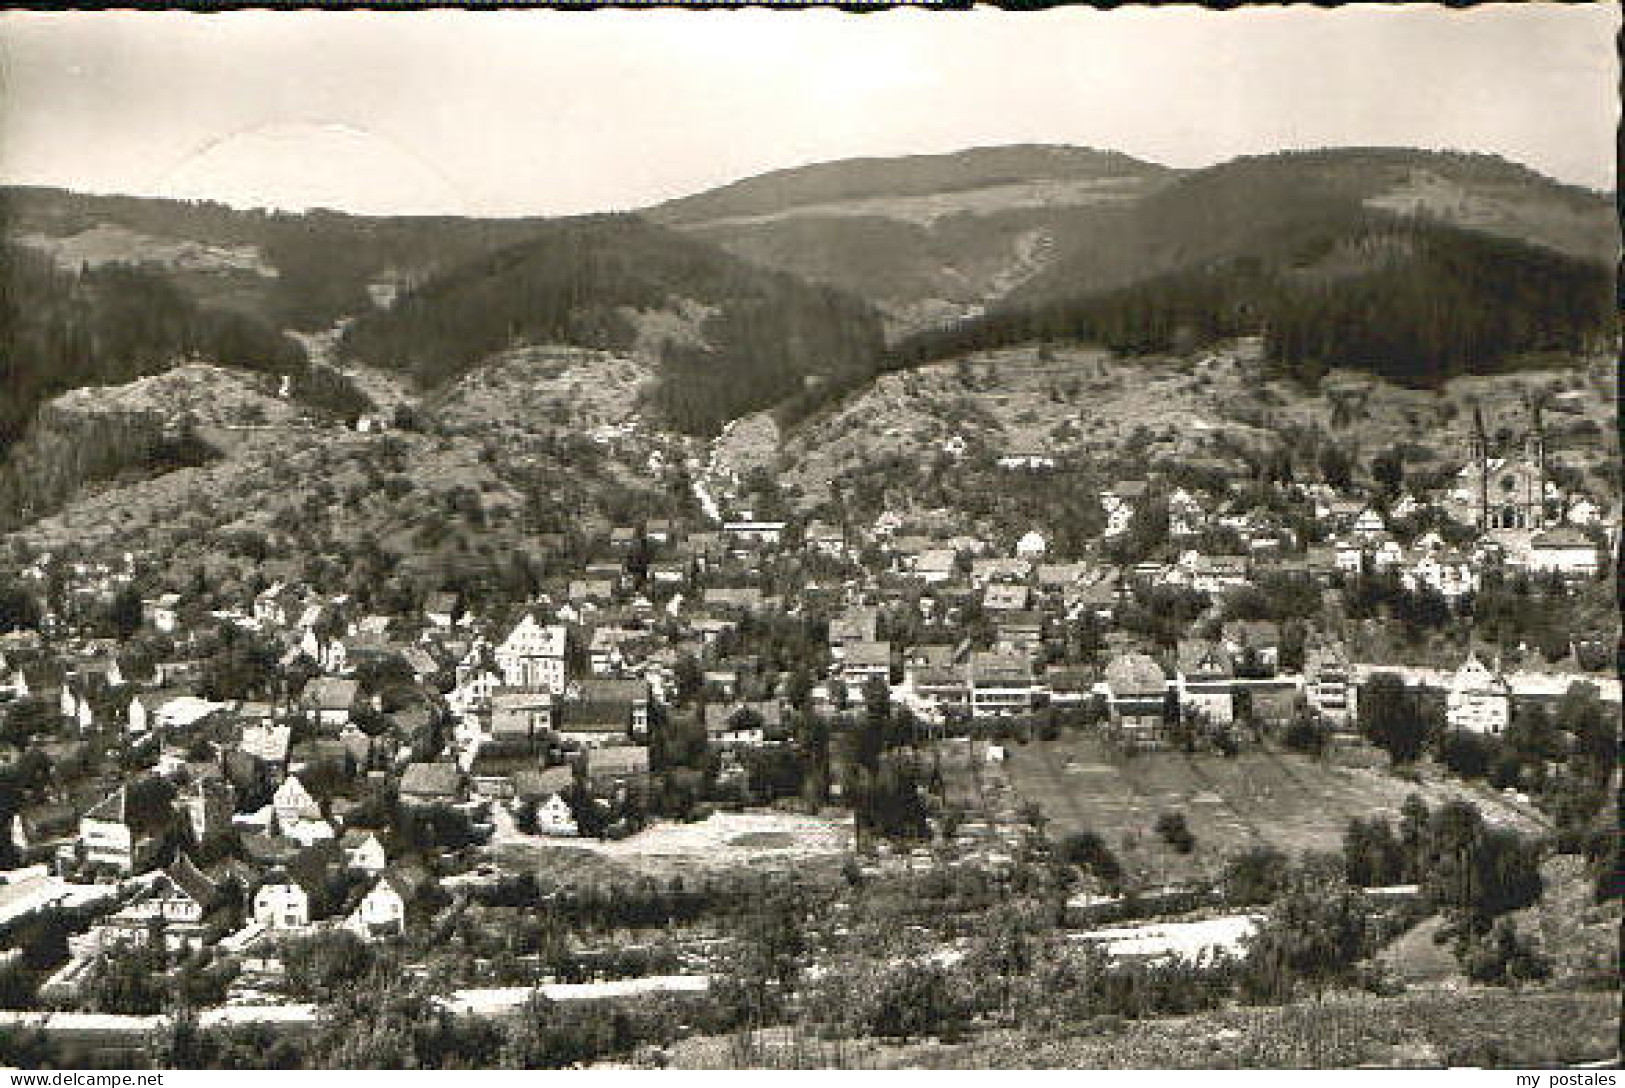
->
left=1446, top=652, right=1512, bottom=734
left=495, top=614, right=569, bottom=694
left=1353, top=509, right=1387, bottom=537
left=342, top=830, right=388, bottom=874
left=151, top=855, right=218, bottom=927
left=59, top=688, right=95, bottom=733
left=272, top=775, right=322, bottom=828
left=997, top=447, right=1056, bottom=471
left=1015, top=530, right=1048, bottom=561
left=77, top=787, right=159, bottom=874
left=301, top=629, right=348, bottom=675
left=1404, top=551, right=1479, bottom=601
left=253, top=872, right=311, bottom=929
left=1565, top=497, right=1604, bottom=527
left=531, top=793, right=579, bottom=837
left=345, top=871, right=415, bottom=938
left=147, top=594, right=182, bottom=634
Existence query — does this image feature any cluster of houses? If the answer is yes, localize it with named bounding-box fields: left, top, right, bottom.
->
left=0, top=405, right=1616, bottom=995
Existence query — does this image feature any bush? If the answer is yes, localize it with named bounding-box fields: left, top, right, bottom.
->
left=1436, top=729, right=1501, bottom=780
left=1154, top=811, right=1196, bottom=853
left=1283, top=714, right=1330, bottom=755
left=1059, top=830, right=1124, bottom=890
left=1459, top=918, right=1552, bottom=987
left=1224, top=844, right=1289, bottom=906
left=866, top=960, right=967, bottom=1040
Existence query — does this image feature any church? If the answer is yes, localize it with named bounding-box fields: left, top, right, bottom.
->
left=1450, top=406, right=1555, bottom=531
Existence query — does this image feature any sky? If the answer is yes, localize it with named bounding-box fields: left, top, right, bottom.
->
left=0, top=4, right=1616, bottom=217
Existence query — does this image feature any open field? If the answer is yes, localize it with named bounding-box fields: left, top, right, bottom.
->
left=995, top=734, right=1549, bottom=887
left=494, top=810, right=854, bottom=882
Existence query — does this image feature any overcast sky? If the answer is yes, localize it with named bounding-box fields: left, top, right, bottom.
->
left=0, top=4, right=1616, bottom=217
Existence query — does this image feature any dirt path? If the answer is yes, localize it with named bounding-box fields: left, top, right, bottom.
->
left=1379, top=915, right=1463, bottom=987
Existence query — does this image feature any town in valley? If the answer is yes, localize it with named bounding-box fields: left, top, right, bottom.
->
left=0, top=7, right=1619, bottom=1073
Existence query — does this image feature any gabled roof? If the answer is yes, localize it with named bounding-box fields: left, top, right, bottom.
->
left=1177, top=640, right=1235, bottom=680
left=164, top=853, right=219, bottom=908
left=83, top=786, right=128, bottom=825
left=377, top=866, right=429, bottom=901
left=580, top=677, right=648, bottom=703
left=514, top=765, right=576, bottom=801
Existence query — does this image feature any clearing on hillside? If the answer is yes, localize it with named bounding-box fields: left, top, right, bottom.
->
left=995, top=734, right=1549, bottom=888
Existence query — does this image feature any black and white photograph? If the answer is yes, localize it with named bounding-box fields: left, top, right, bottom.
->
left=0, top=1, right=1618, bottom=1073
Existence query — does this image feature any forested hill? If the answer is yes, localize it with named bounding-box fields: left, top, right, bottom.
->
left=1008, top=147, right=1617, bottom=307
left=888, top=211, right=1616, bottom=389
left=2, top=186, right=558, bottom=331
left=648, top=145, right=1175, bottom=341
left=0, top=243, right=310, bottom=455
left=337, top=214, right=887, bottom=435
left=653, top=144, right=1168, bottom=224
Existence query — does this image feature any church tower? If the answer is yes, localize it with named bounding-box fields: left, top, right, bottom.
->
left=1523, top=404, right=1547, bottom=528
left=1470, top=406, right=1490, bottom=529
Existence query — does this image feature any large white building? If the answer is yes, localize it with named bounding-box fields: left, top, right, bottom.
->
left=1524, top=528, right=1600, bottom=579
left=495, top=614, right=569, bottom=693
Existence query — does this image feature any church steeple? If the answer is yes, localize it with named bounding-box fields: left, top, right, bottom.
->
left=1524, top=403, right=1547, bottom=528
left=1470, top=406, right=1490, bottom=529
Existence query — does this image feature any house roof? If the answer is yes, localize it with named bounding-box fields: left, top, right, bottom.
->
left=1043, top=666, right=1098, bottom=693
left=970, top=652, right=1033, bottom=688
left=1221, top=620, right=1281, bottom=646
left=912, top=665, right=966, bottom=690
left=908, top=644, right=958, bottom=668
left=584, top=746, right=650, bottom=777
left=1104, top=653, right=1168, bottom=697
left=558, top=700, right=633, bottom=733
left=1531, top=527, right=1594, bottom=550
left=1177, top=640, right=1235, bottom=679
left=304, top=677, right=360, bottom=711
left=399, top=762, right=462, bottom=798
left=379, top=866, right=429, bottom=901
left=581, top=677, right=647, bottom=703
left=164, top=853, right=219, bottom=908
left=843, top=641, right=892, bottom=668
left=15, top=803, right=79, bottom=838
left=514, top=766, right=576, bottom=800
